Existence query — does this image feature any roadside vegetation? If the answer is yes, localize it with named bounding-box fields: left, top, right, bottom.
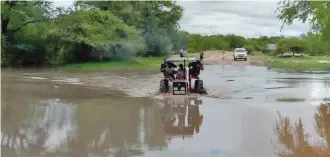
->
left=1, top=1, right=184, bottom=69
left=268, top=56, right=330, bottom=70
left=276, top=97, right=306, bottom=102
left=1, top=1, right=330, bottom=70
left=59, top=57, right=163, bottom=71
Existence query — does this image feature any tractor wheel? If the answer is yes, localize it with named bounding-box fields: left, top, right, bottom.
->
left=159, top=79, right=170, bottom=93
left=194, top=80, right=207, bottom=94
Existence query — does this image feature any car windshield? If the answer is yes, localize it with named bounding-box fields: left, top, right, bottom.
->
left=235, top=50, right=246, bottom=53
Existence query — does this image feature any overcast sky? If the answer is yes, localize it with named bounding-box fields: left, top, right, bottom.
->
left=53, top=0, right=310, bottom=38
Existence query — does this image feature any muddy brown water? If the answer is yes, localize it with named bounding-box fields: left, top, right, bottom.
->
left=2, top=65, right=330, bottom=157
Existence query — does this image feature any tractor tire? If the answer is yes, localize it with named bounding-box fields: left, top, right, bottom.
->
left=194, top=80, right=207, bottom=94
left=159, top=79, right=170, bottom=93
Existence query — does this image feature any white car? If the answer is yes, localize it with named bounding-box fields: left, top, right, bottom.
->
left=233, top=48, right=248, bottom=61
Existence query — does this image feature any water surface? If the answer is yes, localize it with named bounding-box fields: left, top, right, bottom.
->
left=2, top=65, right=330, bottom=157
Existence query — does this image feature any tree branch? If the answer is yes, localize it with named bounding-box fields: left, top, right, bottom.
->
left=6, top=20, right=39, bottom=33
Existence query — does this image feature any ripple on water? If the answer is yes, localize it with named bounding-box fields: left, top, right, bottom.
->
left=51, top=77, right=83, bottom=85
left=25, top=76, right=48, bottom=80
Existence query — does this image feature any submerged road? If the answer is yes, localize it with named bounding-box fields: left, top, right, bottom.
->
left=2, top=63, right=330, bottom=157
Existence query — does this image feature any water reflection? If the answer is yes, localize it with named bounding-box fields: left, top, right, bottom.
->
left=158, top=97, right=203, bottom=138
left=1, top=97, right=203, bottom=157
left=1, top=99, right=77, bottom=156
left=274, top=103, right=330, bottom=157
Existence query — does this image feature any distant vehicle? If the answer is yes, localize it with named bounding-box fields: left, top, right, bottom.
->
left=233, top=48, right=248, bottom=61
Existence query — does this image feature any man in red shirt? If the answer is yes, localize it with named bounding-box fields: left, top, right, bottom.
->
left=199, top=51, right=204, bottom=60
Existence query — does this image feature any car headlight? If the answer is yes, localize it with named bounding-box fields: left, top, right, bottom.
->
left=174, top=87, right=178, bottom=90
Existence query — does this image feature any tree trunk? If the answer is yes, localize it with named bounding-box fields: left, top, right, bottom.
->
left=1, top=17, right=9, bottom=34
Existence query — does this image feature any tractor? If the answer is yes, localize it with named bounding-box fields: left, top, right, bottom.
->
left=159, top=57, right=206, bottom=95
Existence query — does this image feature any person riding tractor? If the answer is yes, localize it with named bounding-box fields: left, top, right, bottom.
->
left=176, top=64, right=186, bottom=80
left=188, top=59, right=204, bottom=79
left=159, top=57, right=206, bottom=95
left=160, top=58, right=177, bottom=81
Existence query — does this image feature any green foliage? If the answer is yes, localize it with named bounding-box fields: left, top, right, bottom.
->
left=170, top=30, right=189, bottom=52
left=268, top=56, right=330, bottom=70
left=1, top=1, right=52, bottom=34
left=274, top=33, right=330, bottom=57
left=59, top=57, right=163, bottom=71
left=74, top=1, right=183, bottom=56
left=186, top=34, right=277, bottom=54
left=186, top=31, right=328, bottom=57
left=243, top=44, right=254, bottom=54
left=300, top=33, right=330, bottom=56
left=2, top=0, right=330, bottom=68
left=276, top=37, right=304, bottom=56
left=48, top=9, right=136, bottom=47
left=1, top=1, right=52, bottom=66
left=277, top=1, right=330, bottom=41
left=1, top=0, right=183, bottom=67
left=47, top=9, right=146, bottom=61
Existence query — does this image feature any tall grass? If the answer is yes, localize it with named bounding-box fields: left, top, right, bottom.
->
left=268, top=56, right=330, bottom=70
left=59, top=57, right=164, bottom=71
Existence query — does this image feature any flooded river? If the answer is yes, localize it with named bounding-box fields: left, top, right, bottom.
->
left=2, top=65, right=330, bottom=157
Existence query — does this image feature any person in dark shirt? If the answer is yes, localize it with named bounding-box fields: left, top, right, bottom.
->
left=160, top=59, right=177, bottom=80
left=188, top=60, right=204, bottom=78
left=179, top=48, right=184, bottom=58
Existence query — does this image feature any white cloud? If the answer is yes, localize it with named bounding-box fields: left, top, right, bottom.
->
left=176, top=1, right=310, bottom=37
left=52, top=0, right=74, bottom=8
left=52, top=0, right=311, bottom=38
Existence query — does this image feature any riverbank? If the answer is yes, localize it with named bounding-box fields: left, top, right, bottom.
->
left=2, top=51, right=329, bottom=71
left=59, top=53, right=200, bottom=71
left=59, top=57, right=163, bottom=71
left=46, top=52, right=330, bottom=71
left=200, top=50, right=330, bottom=71
left=267, top=56, right=330, bottom=71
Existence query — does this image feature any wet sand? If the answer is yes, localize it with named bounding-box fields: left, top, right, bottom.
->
left=2, top=62, right=330, bottom=157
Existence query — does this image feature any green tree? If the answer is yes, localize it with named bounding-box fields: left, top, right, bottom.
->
left=301, top=32, right=330, bottom=56
left=276, top=37, right=306, bottom=56
left=243, top=44, right=254, bottom=54
left=277, top=1, right=330, bottom=42
left=47, top=9, right=146, bottom=62
left=1, top=1, right=52, bottom=34
left=1, top=1, right=53, bottom=66
left=224, top=34, right=247, bottom=49
left=74, top=1, right=183, bottom=56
